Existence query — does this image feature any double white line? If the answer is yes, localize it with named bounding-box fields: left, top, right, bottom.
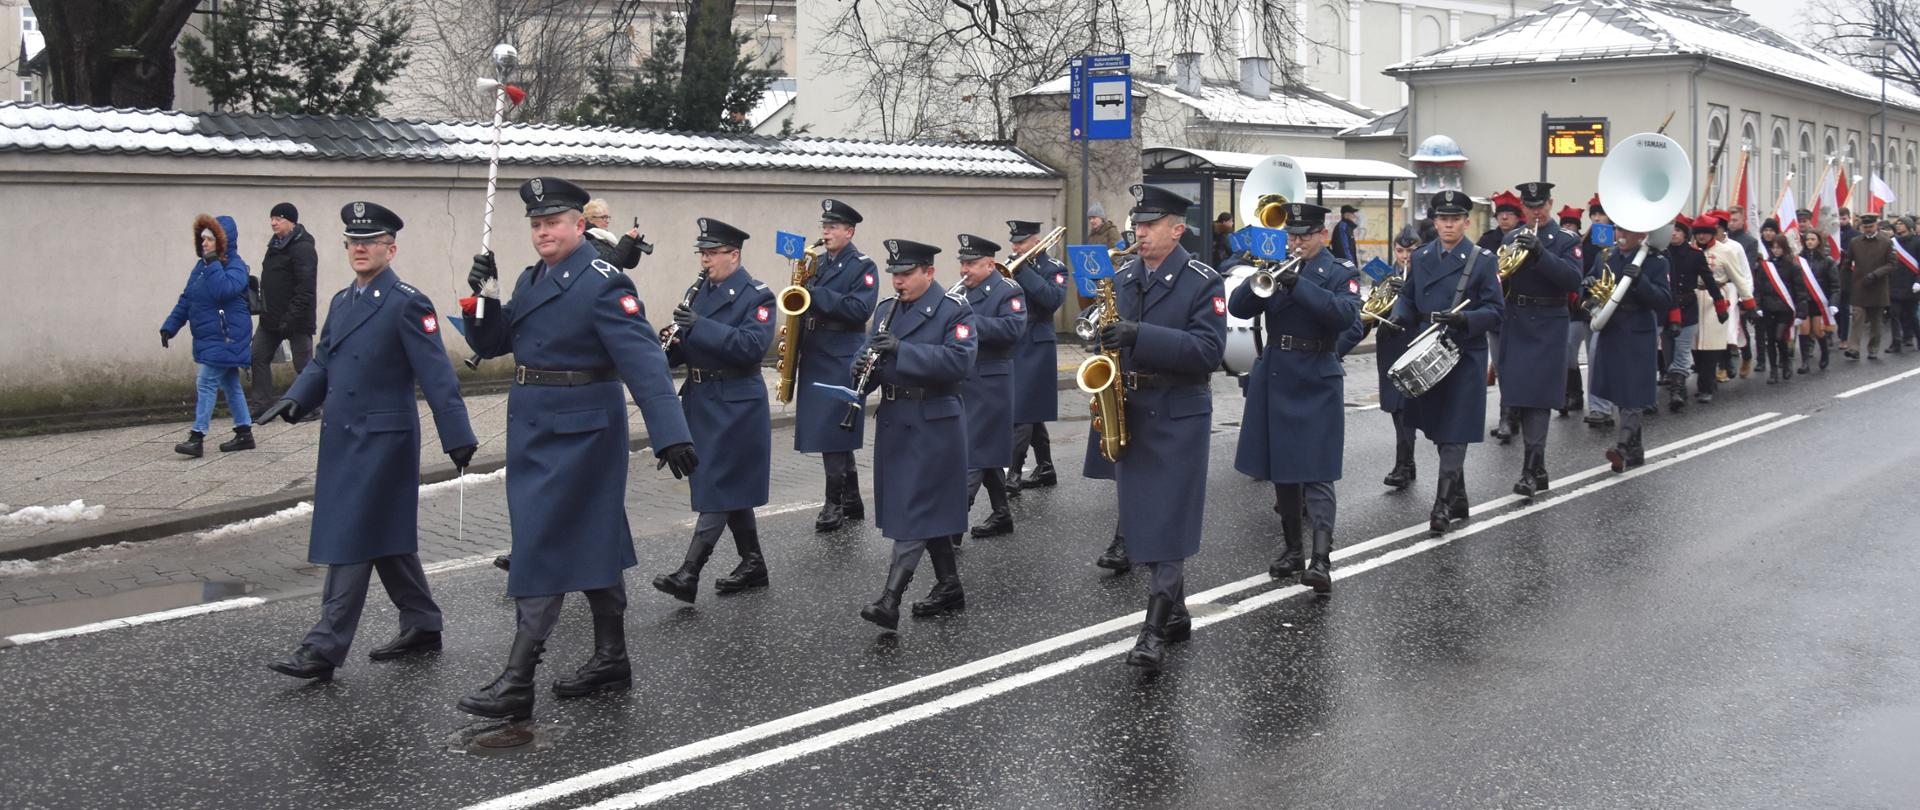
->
left=467, top=410, right=1804, bottom=810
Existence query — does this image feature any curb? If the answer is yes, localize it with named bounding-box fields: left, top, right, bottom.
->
left=0, top=373, right=1084, bottom=562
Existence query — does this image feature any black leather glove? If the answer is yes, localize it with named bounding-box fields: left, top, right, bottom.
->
left=1618, top=260, right=1642, bottom=279
left=448, top=444, right=477, bottom=470
left=1279, top=267, right=1300, bottom=290
left=160, top=330, right=171, bottom=348
left=672, top=303, right=695, bottom=329
left=656, top=442, right=698, bottom=479
left=1098, top=320, right=1140, bottom=350
left=257, top=399, right=301, bottom=424
left=1512, top=230, right=1540, bottom=254
left=1717, top=308, right=1731, bottom=324
left=1430, top=311, right=1468, bottom=328
left=468, top=252, right=498, bottom=294
left=868, top=331, right=901, bottom=356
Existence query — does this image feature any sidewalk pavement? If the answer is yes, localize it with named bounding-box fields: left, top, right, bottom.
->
left=0, top=344, right=1103, bottom=559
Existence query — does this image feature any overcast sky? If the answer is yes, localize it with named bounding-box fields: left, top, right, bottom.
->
left=1735, top=0, right=1812, bottom=39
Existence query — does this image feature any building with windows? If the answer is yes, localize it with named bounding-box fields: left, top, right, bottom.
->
left=2, top=0, right=39, bottom=105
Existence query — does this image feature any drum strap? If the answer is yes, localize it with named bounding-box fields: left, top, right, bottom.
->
left=1449, top=252, right=1478, bottom=312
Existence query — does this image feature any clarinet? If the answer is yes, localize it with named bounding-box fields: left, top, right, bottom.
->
left=658, top=268, right=709, bottom=350
left=840, top=296, right=899, bottom=430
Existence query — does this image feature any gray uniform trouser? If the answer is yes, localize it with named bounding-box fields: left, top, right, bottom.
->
left=515, top=584, right=627, bottom=641
left=1011, top=423, right=1053, bottom=471
left=1437, top=442, right=1468, bottom=475
left=302, top=553, right=441, bottom=666
left=1149, top=560, right=1185, bottom=604
left=1272, top=481, right=1337, bottom=534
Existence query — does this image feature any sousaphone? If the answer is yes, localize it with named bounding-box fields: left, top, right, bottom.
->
left=1589, top=132, right=1692, bottom=330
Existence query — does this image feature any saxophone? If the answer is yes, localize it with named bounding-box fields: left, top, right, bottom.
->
left=773, top=238, right=826, bottom=404
left=1075, top=276, right=1127, bottom=462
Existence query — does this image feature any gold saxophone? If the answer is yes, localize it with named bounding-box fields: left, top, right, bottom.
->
left=773, top=238, right=826, bottom=404
left=1076, top=275, right=1127, bottom=462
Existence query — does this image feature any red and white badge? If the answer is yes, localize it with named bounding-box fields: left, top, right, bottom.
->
left=1212, top=296, right=1227, bottom=316
left=955, top=323, right=973, bottom=340
left=755, top=305, right=771, bottom=323
left=421, top=315, right=439, bottom=333
left=620, top=295, right=640, bottom=315
left=1010, top=297, right=1025, bottom=313
left=1574, top=245, right=1584, bottom=260
left=863, top=272, right=876, bottom=288
left=1054, top=272, right=1066, bottom=285
left=1348, top=279, right=1360, bottom=294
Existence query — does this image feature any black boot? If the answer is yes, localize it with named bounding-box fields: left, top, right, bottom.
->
left=1167, top=602, right=1192, bottom=644
left=1512, top=446, right=1544, bottom=498
left=814, top=473, right=845, bottom=532
left=1798, top=337, right=1813, bottom=375
left=860, top=556, right=915, bottom=631
left=714, top=525, right=769, bottom=594
left=1561, top=369, right=1584, bottom=416
left=218, top=425, right=255, bottom=452
left=1300, top=529, right=1334, bottom=594
left=1766, top=364, right=1779, bottom=384
left=1125, top=596, right=1175, bottom=671
left=1268, top=503, right=1303, bottom=578
left=552, top=614, right=631, bottom=698
left=841, top=468, right=866, bottom=521
left=174, top=430, right=205, bottom=458
left=1382, top=439, right=1416, bottom=489
left=1429, top=471, right=1462, bottom=533
left=1780, top=346, right=1794, bottom=381
left=910, top=536, right=965, bottom=617
left=492, top=555, right=511, bottom=571
left=1449, top=471, right=1470, bottom=523
left=1004, top=467, right=1023, bottom=498
left=1490, top=408, right=1515, bottom=444
left=367, top=626, right=442, bottom=661
left=267, top=644, right=335, bottom=680
left=458, top=631, right=542, bottom=721
left=651, top=528, right=719, bottom=604
left=970, top=510, right=1013, bottom=538
left=1626, top=430, right=1646, bottom=469
left=1021, top=463, right=1058, bottom=488
left=1094, top=534, right=1132, bottom=571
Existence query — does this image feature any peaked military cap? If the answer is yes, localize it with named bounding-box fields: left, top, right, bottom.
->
left=884, top=238, right=940, bottom=272
left=1283, top=202, right=1330, bottom=235
left=520, top=176, right=589, bottom=217
left=694, top=217, right=750, bottom=249
left=1428, top=190, right=1474, bottom=216
left=1006, top=219, right=1043, bottom=240
left=1129, top=183, right=1194, bottom=224
left=340, top=201, right=404, bottom=238
left=820, top=198, right=864, bottom=225
left=1516, top=181, right=1556, bottom=206
left=956, top=233, right=1001, bottom=261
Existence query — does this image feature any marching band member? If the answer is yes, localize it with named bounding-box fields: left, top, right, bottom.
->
left=1494, top=181, right=1585, bottom=497
left=1005, top=220, right=1070, bottom=495
left=1231, top=203, right=1360, bottom=593
left=1589, top=224, right=1673, bottom=472
left=1094, top=184, right=1225, bottom=670
left=857, top=239, right=977, bottom=630
left=1390, top=190, right=1505, bottom=534
left=652, top=218, right=777, bottom=603
left=458, top=177, right=697, bottom=721
left=1341, top=229, right=1423, bottom=490
left=799, top=200, right=879, bottom=532
left=954, top=234, right=1025, bottom=540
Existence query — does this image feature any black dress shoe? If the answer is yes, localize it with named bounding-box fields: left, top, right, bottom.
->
left=1004, top=470, right=1022, bottom=498
left=969, top=513, right=1013, bottom=538
left=552, top=615, right=631, bottom=698
left=175, top=431, right=205, bottom=458
left=460, top=632, right=542, bottom=720
left=493, top=555, right=511, bottom=571
left=1020, top=465, right=1058, bottom=488
left=268, top=645, right=335, bottom=680
left=1125, top=596, right=1175, bottom=671
left=1094, top=535, right=1132, bottom=571
left=368, top=627, right=442, bottom=661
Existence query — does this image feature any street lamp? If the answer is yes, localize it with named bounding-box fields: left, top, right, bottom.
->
left=1871, top=30, right=1893, bottom=210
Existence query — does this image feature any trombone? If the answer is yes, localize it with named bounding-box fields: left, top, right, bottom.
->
left=997, top=226, right=1067, bottom=278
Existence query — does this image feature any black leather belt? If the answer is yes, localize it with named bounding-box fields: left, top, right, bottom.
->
left=806, top=317, right=863, bottom=333
left=1123, top=371, right=1210, bottom=390
left=979, top=350, right=1013, bottom=361
left=1269, top=335, right=1327, bottom=352
left=516, top=366, right=618, bottom=386
left=1513, top=294, right=1565, bottom=308
left=882, top=384, right=958, bottom=400
left=686, top=367, right=754, bottom=383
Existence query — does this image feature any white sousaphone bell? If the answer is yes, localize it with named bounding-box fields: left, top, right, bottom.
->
left=1220, top=154, right=1311, bottom=374
left=1589, top=132, right=1692, bottom=330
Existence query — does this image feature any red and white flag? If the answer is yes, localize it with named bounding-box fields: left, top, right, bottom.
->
left=1773, top=184, right=1800, bottom=237
left=1758, top=258, right=1795, bottom=311
left=1870, top=173, right=1897, bottom=214
left=1827, top=231, right=1843, bottom=262
left=1734, top=161, right=1751, bottom=212
left=1796, top=256, right=1833, bottom=328
left=1894, top=235, right=1919, bottom=273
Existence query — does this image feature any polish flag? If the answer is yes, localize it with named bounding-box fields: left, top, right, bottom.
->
left=1817, top=164, right=1841, bottom=225
left=1835, top=171, right=1853, bottom=214
left=1870, top=173, right=1897, bottom=215
left=1774, top=185, right=1800, bottom=237
left=1734, top=161, right=1751, bottom=212
left=1827, top=231, right=1843, bottom=262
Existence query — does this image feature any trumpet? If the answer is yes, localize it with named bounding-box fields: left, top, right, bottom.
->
left=773, top=238, right=826, bottom=404
left=1248, top=242, right=1303, bottom=298
left=998, top=226, right=1068, bottom=278
left=658, top=268, right=708, bottom=349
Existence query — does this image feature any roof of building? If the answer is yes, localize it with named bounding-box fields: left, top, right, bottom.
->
left=0, top=102, right=1059, bottom=178
left=746, top=77, right=796, bottom=130
left=1337, top=106, right=1406, bottom=140
left=1142, top=146, right=1417, bottom=182
left=1385, top=0, right=1920, bottom=114
left=1018, top=74, right=1374, bottom=131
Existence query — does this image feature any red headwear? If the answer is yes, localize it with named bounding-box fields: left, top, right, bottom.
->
left=1558, top=205, right=1584, bottom=224
left=1491, top=191, right=1524, bottom=214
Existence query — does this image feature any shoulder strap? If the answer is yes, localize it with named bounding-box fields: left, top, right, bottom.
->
left=1450, top=250, right=1478, bottom=309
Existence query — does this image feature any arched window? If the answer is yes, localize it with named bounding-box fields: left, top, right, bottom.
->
left=1313, top=3, right=1344, bottom=77
left=1771, top=123, right=1788, bottom=203
left=1707, top=112, right=1728, bottom=207
left=1798, top=125, right=1814, bottom=191
left=1416, top=15, right=1443, bottom=54
left=1909, top=145, right=1917, bottom=209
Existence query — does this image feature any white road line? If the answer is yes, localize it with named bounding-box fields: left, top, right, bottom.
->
left=4, top=597, right=267, bottom=646
left=573, top=414, right=1810, bottom=810
left=1833, top=365, right=1920, bottom=399
left=462, top=410, right=1789, bottom=810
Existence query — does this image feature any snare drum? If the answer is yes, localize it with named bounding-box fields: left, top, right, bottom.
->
left=1221, top=266, right=1263, bottom=375
left=1387, top=329, right=1461, bottom=398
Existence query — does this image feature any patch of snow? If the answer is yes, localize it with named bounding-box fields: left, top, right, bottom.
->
left=418, top=467, right=506, bottom=498
left=195, top=501, right=312, bottom=541
left=0, top=499, right=105, bottom=527
left=0, top=558, right=38, bottom=576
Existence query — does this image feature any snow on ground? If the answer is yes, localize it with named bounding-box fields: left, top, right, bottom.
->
left=195, top=502, right=313, bottom=541
left=0, top=500, right=105, bottom=528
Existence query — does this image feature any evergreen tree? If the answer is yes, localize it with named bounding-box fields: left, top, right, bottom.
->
left=567, top=14, right=777, bottom=133
left=180, top=0, right=411, bottom=116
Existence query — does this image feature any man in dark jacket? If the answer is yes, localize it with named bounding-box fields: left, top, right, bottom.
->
left=251, top=202, right=317, bottom=415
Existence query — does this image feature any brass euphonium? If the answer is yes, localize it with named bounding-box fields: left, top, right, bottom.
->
left=773, top=238, right=826, bottom=404
left=1076, top=276, right=1127, bottom=462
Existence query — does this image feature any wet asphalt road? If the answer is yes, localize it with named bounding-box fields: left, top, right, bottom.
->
left=2, top=360, right=1918, bottom=809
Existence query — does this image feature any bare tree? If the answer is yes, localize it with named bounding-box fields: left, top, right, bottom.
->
left=1811, top=0, right=1920, bottom=95
left=816, top=0, right=1307, bottom=142
left=394, top=0, right=652, bottom=122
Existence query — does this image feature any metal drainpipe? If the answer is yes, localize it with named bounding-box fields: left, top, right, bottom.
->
left=1689, top=57, right=1708, bottom=200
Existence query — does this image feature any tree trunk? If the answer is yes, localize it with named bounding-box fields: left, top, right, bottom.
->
left=30, top=0, right=201, bottom=109
left=677, top=0, right=738, bottom=129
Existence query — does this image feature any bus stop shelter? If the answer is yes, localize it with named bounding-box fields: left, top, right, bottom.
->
left=1141, top=146, right=1418, bottom=264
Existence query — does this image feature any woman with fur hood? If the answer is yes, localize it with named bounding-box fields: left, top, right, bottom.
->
left=160, top=214, right=256, bottom=457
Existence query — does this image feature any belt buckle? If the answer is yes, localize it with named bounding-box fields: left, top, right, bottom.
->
left=883, top=385, right=898, bottom=401
left=1123, top=371, right=1141, bottom=390
left=515, top=366, right=527, bottom=385
left=689, top=369, right=704, bottom=384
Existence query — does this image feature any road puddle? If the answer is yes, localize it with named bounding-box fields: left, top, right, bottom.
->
left=446, top=719, right=572, bottom=756
left=0, top=580, right=255, bottom=637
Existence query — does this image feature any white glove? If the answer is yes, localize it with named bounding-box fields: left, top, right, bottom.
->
left=1911, top=282, right=1919, bottom=294
left=1829, top=305, right=1840, bottom=318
